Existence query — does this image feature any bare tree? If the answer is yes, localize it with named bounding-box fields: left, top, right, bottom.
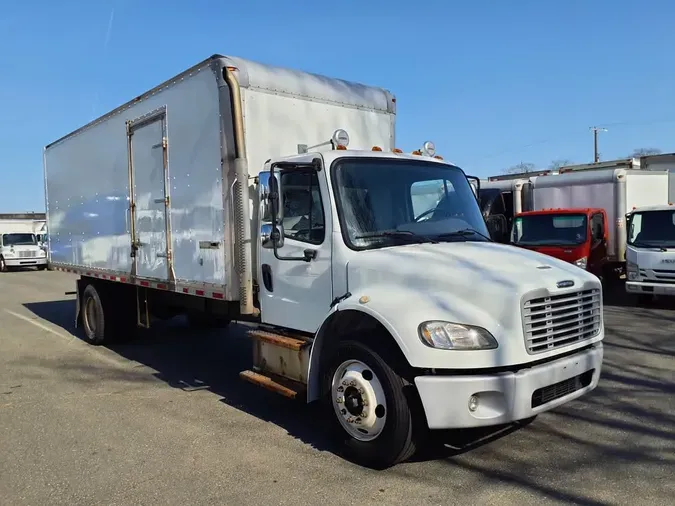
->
left=502, top=162, right=536, bottom=175
left=548, top=159, right=573, bottom=170
left=628, top=148, right=662, bottom=157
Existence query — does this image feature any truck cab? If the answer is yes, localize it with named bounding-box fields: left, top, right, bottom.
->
left=251, top=137, right=604, bottom=466
left=625, top=204, right=675, bottom=300
left=0, top=232, right=48, bottom=271
left=510, top=208, right=608, bottom=277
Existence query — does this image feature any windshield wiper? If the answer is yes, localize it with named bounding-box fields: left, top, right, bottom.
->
left=435, top=228, right=493, bottom=242
left=355, top=230, right=438, bottom=244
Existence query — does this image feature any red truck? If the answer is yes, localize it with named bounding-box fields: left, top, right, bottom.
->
left=510, top=208, right=609, bottom=278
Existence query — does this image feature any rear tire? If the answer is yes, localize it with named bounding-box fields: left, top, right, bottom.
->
left=321, top=340, right=422, bottom=469
left=81, top=283, right=134, bottom=345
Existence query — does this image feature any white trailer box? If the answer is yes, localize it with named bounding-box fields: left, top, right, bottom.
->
left=44, top=54, right=604, bottom=469
left=531, top=169, right=669, bottom=263
left=44, top=55, right=395, bottom=300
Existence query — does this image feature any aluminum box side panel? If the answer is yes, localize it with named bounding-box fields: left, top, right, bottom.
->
left=45, top=65, right=231, bottom=288
left=240, top=87, right=395, bottom=178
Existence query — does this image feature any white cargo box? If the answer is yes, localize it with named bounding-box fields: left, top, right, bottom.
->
left=44, top=54, right=396, bottom=300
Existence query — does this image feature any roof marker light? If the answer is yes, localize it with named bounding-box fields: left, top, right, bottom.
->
left=412, top=150, right=422, bottom=155
left=434, top=155, right=444, bottom=160
left=372, top=146, right=382, bottom=151
left=392, top=148, right=403, bottom=153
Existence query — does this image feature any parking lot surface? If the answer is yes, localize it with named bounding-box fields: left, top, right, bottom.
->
left=0, top=270, right=673, bottom=506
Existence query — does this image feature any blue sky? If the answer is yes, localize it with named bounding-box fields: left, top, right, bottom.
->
left=1, top=0, right=674, bottom=212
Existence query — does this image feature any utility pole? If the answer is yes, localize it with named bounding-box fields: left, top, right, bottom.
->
left=590, top=126, right=607, bottom=162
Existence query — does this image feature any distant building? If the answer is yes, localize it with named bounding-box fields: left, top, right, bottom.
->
left=0, top=212, right=46, bottom=220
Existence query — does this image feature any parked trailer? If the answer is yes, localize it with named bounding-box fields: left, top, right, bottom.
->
left=44, top=54, right=604, bottom=469
left=529, top=168, right=669, bottom=278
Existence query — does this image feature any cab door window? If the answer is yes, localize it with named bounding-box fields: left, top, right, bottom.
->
left=590, top=213, right=604, bottom=242
left=280, top=171, right=325, bottom=244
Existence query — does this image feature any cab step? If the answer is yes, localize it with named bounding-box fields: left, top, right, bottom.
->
left=239, top=370, right=305, bottom=399
left=246, top=329, right=309, bottom=350
left=246, top=328, right=312, bottom=385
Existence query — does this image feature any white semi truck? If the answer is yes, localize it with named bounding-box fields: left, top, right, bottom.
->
left=43, top=54, right=604, bottom=468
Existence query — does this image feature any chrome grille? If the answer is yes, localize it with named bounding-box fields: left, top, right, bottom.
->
left=18, top=250, right=37, bottom=258
left=523, top=289, right=601, bottom=354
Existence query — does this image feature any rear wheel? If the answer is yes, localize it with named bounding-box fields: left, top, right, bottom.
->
left=81, top=283, right=134, bottom=344
left=322, top=340, right=422, bottom=469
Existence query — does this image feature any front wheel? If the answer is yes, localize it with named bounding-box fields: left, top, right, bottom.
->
left=322, top=340, right=422, bottom=469
left=0, top=257, right=7, bottom=272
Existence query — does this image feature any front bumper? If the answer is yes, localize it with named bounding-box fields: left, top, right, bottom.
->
left=4, top=257, right=47, bottom=267
left=414, top=343, right=603, bottom=430
left=626, top=281, right=675, bottom=296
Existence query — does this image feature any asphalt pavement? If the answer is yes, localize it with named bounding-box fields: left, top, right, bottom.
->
left=0, top=270, right=673, bottom=506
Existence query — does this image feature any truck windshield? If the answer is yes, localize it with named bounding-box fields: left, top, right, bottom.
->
left=2, top=233, right=38, bottom=246
left=628, top=210, right=675, bottom=248
left=512, top=214, right=587, bottom=246
left=331, top=158, right=489, bottom=250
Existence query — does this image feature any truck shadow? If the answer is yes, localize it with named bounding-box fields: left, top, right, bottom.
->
left=22, top=298, right=531, bottom=465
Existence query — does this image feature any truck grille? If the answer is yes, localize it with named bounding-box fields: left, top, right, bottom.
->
left=640, top=268, right=675, bottom=283
left=522, top=289, right=601, bottom=354
left=18, top=250, right=37, bottom=258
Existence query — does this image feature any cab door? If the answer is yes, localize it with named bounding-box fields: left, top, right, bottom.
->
left=588, top=211, right=608, bottom=276
left=256, top=156, right=333, bottom=333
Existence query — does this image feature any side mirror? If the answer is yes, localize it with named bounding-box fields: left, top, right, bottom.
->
left=258, top=172, right=282, bottom=222
left=486, top=214, right=508, bottom=243
left=261, top=223, right=284, bottom=249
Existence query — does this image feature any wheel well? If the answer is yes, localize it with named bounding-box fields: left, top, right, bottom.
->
left=307, top=309, right=414, bottom=402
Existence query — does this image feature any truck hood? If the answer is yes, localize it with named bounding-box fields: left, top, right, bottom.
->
left=343, top=241, right=603, bottom=369
left=347, top=241, right=597, bottom=293
left=346, top=241, right=600, bottom=335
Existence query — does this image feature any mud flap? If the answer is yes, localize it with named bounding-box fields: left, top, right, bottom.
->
left=74, top=278, right=85, bottom=329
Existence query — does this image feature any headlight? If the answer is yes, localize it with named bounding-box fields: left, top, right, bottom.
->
left=418, top=321, right=498, bottom=350
left=574, top=256, right=588, bottom=270
left=2, top=249, right=15, bottom=257
left=626, top=261, right=638, bottom=280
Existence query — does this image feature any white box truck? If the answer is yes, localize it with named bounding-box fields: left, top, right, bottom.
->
left=524, top=168, right=669, bottom=279
left=625, top=204, right=675, bottom=300
left=44, top=54, right=604, bottom=468
left=0, top=220, right=48, bottom=271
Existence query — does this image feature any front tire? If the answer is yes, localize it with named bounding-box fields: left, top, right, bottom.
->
left=0, top=257, right=7, bottom=272
left=322, top=340, right=421, bottom=469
